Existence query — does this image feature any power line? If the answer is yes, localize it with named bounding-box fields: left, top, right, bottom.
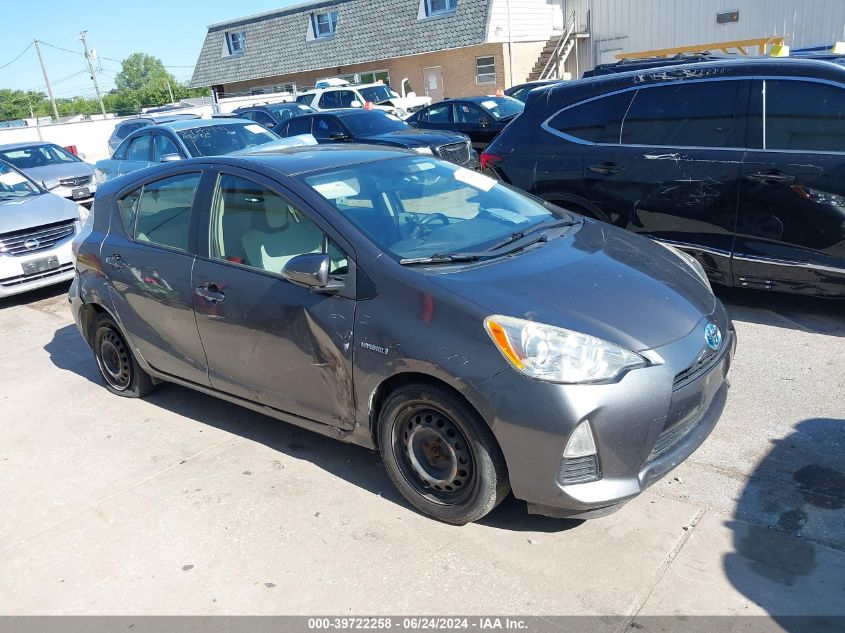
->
left=0, top=42, right=33, bottom=70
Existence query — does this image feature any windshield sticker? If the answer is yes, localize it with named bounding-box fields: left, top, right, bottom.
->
left=0, top=172, right=27, bottom=186
left=481, top=100, right=499, bottom=110
left=454, top=167, right=496, bottom=192
left=405, top=161, right=436, bottom=172
left=244, top=124, right=267, bottom=134
left=312, top=178, right=361, bottom=199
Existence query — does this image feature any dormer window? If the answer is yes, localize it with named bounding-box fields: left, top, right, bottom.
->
left=312, top=11, right=338, bottom=38
left=226, top=31, right=246, bottom=55
left=424, top=0, right=457, bottom=17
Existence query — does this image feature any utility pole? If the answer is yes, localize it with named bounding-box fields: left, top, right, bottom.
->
left=80, top=31, right=106, bottom=116
left=33, top=39, right=59, bottom=121
left=165, top=79, right=175, bottom=103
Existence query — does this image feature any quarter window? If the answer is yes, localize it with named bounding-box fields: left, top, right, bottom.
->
left=125, top=134, right=151, bottom=162
left=476, top=56, right=496, bottom=85
left=134, top=173, right=201, bottom=251
left=425, top=0, right=457, bottom=17
left=117, top=189, right=141, bottom=234
left=621, top=81, right=741, bottom=148
left=226, top=31, right=246, bottom=55
left=210, top=174, right=347, bottom=275
left=312, top=11, right=338, bottom=38
left=760, top=80, right=845, bottom=152
left=548, top=91, right=636, bottom=144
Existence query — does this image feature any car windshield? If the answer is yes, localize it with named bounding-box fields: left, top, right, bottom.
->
left=270, top=104, right=315, bottom=122
left=176, top=123, right=280, bottom=157
left=0, top=144, right=80, bottom=168
left=303, top=156, right=560, bottom=261
left=358, top=85, right=397, bottom=104
left=478, top=97, right=525, bottom=120
left=341, top=112, right=410, bottom=136
left=0, top=162, right=40, bottom=201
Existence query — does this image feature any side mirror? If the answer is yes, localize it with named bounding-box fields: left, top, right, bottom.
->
left=160, top=153, right=182, bottom=163
left=350, top=101, right=363, bottom=108
left=282, top=253, right=330, bottom=288
left=479, top=117, right=491, bottom=128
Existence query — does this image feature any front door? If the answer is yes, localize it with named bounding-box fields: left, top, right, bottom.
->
left=452, top=102, right=498, bottom=150
left=423, top=66, right=444, bottom=102
left=735, top=79, right=845, bottom=295
left=102, top=170, right=211, bottom=386
left=191, top=169, right=356, bottom=429
left=583, top=79, right=749, bottom=286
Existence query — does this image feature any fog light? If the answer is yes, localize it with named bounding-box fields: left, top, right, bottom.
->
left=564, top=421, right=597, bottom=458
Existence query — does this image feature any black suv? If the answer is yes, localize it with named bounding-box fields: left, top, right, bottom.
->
left=483, top=58, right=845, bottom=298
left=277, top=109, right=477, bottom=168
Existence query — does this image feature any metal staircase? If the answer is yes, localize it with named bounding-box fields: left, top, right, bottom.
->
left=528, top=12, right=577, bottom=81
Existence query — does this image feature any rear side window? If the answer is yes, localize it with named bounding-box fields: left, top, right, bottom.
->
left=422, top=104, right=450, bottom=123
left=548, top=91, right=635, bottom=143
left=759, top=80, right=845, bottom=152
left=621, top=80, right=741, bottom=148
left=286, top=116, right=312, bottom=136
left=125, top=134, right=152, bottom=161
left=134, top=173, right=202, bottom=251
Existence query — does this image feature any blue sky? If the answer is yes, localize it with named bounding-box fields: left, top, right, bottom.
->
left=1, top=0, right=303, bottom=96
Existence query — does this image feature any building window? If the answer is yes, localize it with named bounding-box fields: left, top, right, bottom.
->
left=476, top=56, right=496, bottom=84
left=332, top=70, right=390, bottom=85
left=424, top=0, right=457, bottom=17
left=312, top=11, right=338, bottom=38
left=226, top=31, right=246, bottom=55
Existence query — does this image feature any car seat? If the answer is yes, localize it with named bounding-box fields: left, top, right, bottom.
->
left=241, top=194, right=324, bottom=273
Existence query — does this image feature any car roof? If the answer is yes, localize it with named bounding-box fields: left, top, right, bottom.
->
left=0, top=141, right=55, bottom=151
left=154, top=118, right=254, bottom=131
left=235, top=102, right=301, bottom=111
left=456, top=96, right=519, bottom=103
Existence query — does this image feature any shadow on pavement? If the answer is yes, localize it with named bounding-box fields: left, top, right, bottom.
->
left=716, top=286, right=845, bottom=336
left=0, top=281, right=71, bottom=311
left=725, top=417, right=845, bottom=627
left=44, top=323, right=577, bottom=532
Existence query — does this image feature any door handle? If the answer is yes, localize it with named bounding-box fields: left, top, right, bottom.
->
left=195, top=283, right=226, bottom=304
left=589, top=163, right=623, bottom=176
left=746, top=171, right=795, bottom=185
left=105, top=253, right=126, bottom=270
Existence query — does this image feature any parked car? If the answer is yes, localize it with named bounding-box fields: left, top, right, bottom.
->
left=582, top=53, right=732, bottom=77
left=275, top=109, right=477, bottom=168
left=505, top=79, right=564, bottom=102
left=95, top=118, right=311, bottom=183
left=0, top=159, right=88, bottom=298
left=406, top=96, right=525, bottom=150
left=70, top=146, right=733, bottom=524
left=233, top=102, right=316, bottom=128
left=294, top=81, right=430, bottom=118
left=0, top=142, right=96, bottom=204
left=108, top=113, right=201, bottom=155
left=482, top=57, right=845, bottom=298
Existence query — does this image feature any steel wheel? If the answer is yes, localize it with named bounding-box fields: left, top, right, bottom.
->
left=393, top=404, right=477, bottom=505
left=96, top=327, right=132, bottom=391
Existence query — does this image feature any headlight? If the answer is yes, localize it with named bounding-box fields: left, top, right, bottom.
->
left=484, top=315, right=648, bottom=384
left=94, top=169, right=107, bottom=184
left=412, top=147, right=433, bottom=154
left=658, top=242, right=712, bottom=292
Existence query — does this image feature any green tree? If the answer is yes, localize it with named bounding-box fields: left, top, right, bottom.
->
left=115, top=53, right=173, bottom=92
left=0, top=89, right=48, bottom=121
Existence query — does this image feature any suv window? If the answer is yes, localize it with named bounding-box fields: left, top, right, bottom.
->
left=758, top=80, right=845, bottom=152
left=125, top=134, right=152, bottom=161
left=548, top=91, right=636, bottom=143
left=210, top=174, right=347, bottom=275
left=319, top=90, right=359, bottom=109
left=621, top=80, right=741, bottom=148
left=116, top=121, right=144, bottom=139
left=313, top=116, right=345, bottom=141
left=246, top=110, right=276, bottom=127
left=286, top=116, right=312, bottom=136
left=134, top=172, right=201, bottom=251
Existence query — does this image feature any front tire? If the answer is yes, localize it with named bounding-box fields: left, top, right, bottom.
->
left=92, top=313, right=155, bottom=398
left=378, top=383, right=509, bottom=525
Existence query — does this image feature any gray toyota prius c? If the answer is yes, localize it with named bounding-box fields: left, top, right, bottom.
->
left=70, top=145, right=735, bottom=525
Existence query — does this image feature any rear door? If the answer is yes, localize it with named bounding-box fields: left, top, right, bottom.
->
left=191, top=168, right=356, bottom=428
left=101, top=169, right=211, bottom=386
left=582, top=79, right=749, bottom=286
left=735, top=78, right=845, bottom=295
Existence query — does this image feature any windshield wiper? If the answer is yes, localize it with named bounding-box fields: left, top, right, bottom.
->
left=481, top=218, right=578, bottom=254
left=399, top=253, right=483, bottom=266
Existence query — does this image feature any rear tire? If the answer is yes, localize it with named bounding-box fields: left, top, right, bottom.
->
left=92, top=313, right=155, bottom=398
left=378, top=382, right=510, bottom=525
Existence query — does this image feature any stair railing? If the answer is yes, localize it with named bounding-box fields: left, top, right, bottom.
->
left=538, top=10, right=577, bottom=81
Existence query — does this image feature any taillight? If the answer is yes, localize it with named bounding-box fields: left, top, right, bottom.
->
left=480, top=152, right=503, bottom=171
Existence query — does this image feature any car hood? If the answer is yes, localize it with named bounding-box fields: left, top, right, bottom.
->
left=21, top=162, right=94, bottom=183
left=427, top=220, right=717, bottom=352
left=0, top=193, right=80, bottom=234
left=363, top=129, right=468, bottom=147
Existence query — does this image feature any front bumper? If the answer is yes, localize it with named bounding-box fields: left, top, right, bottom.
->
left=0, top=236, right=76, bottom=299
left=479, top=311, right=735, bottom=518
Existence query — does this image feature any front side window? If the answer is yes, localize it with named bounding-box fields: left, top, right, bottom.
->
left=621, top=80, right=741, bottom=148
left=303, top=156, right=557, bottom=262
left=285, top=116, right=313, bottom=137
left=476, top=56, right=496, bottom=85
left=312, top=11, right=338, bottom=38
left=134, top=173, right=201, bottom=251
left=210, top=174, right=347, bottom=275
left=153, top=134, right=182, bottom=162
left=425, top=0, right=457, bottom=17
left=312, top=116, right=346, bottom=141
left=421, top=104, right=450, bottom=123
left=454, top=103, right=483, bottom=124
left=0, top=162, right=40, bottom=201
left=125, top=134, right=152, bottom=162
left=758, top=80, right=845, bottom=152
left=341, top=112, right=408, bottom=136
left=176, top=123, right=279, bottom=157
left=227, top=31, right=246, bottom=55
left=0, top=144, right=79, bottom=169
